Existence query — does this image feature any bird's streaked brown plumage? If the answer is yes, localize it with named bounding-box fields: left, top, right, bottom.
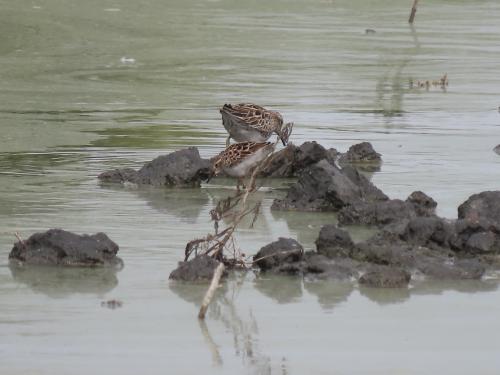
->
left=220, top=103, right=291, bottom=146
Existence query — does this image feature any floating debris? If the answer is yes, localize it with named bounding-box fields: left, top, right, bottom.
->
left=409, top=73, right=448, bottom=90
left=365, top=29, right=376, bottom=35
left=101, top=299, right=123, bottom=309
left=493, top=144, right=500, bottom=155
left=120, top=56, right=136, bottom=64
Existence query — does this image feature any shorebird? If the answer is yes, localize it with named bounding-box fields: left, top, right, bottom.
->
left=220, top=103, right=293, bottom=146
left=211, top=142, right=275, bottom=191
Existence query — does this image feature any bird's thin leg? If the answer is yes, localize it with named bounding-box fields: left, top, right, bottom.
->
left=225, top=136, right=231, bottom=147
left=236, top=178, right=242, bottom=192
left=249, top=177, right=257, bottom=192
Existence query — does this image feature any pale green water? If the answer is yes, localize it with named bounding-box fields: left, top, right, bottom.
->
left=1, top=0, right=500, bottom=373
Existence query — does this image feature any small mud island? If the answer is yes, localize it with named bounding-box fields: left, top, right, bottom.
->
left=12, top=103, right=498, bottom=313
left=112, top=137, right=498, bottom=291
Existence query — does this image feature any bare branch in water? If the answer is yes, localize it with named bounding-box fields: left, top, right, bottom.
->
left=198, top=263, right=225, bottom=319
left=184, top=124, right=294, bottom=269
left=14, top=232, right=26, bottom=248
left=409, top=0, right=419, bottom=24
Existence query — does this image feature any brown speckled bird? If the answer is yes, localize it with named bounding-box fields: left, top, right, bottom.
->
left=220, top=103, right=292, bottom=146
left=211, top=142, right=275, bottom=190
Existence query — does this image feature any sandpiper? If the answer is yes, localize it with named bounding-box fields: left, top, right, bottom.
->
left=220, top=103, right=293, bottom=146
left=211, top=142, right=275, bottom=190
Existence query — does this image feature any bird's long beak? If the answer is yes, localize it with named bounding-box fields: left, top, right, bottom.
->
left=278, top=122, right=293, bottom=146
left=206, top=169, right=216, bottom=183
left=279, top=132, right=287, bottom=146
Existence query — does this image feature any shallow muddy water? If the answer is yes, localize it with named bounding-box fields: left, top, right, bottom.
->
left=1, top=0, right=500, bottom=373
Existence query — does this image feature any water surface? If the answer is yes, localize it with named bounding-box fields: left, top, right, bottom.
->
left=1, top=0, right=500, bottom=373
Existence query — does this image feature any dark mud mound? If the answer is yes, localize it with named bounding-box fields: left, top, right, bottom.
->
left=9, top=229, right=122, bottom=267
left=272, top=160, right=387, bottom=211
left=99, top=147, right=211, bottom=187
left=169, top=255, right=226, bottom=282
left=260, top=141, right=337, bottom=178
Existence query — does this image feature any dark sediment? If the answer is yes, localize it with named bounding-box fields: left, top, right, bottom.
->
left=258, top=143, right=500, bottom=286
left=169, top=255, right=225, bottom=282
left=163, top=142, right=500, bottom=291
left=359, top=266, right=411, bottom=288
left=338, top=142, right=383, bottom=172
left=9, top=229, right=122, bottom=267
left=98, top=147, right=211, bottom=187
left=253, top=238, right=304, bottom=272
left=260, top=187, right=500, bottom=286
left=260, top=141, right=338, bottom=178
left=315, top=225, right=354, bottom=258
left=271, top=160, right=387, bottom=211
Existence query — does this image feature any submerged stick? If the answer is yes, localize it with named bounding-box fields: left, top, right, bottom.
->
left=198, top=263, right=225, bottom=319
left=198, top=319, right=223, bottom=366
left=408, top=0, right=419, bottom=24
left=14, top=232, right=26, bottom=248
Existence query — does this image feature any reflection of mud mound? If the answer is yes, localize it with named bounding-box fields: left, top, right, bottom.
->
left=411, top=279, right=499, bottom=297
left=9, top=265, right=119, bottom=298
left=304, top=280, right=354, bottom=311
left=359, top=285, right=411, bottom=305
left=358, top=278, right=499, bottom=306
left=101, top=184, right=210, bottom=224
left=253, top=274, right=302, bottom=304
left=169, top=280, right=228, bottom=307
left=270, top=209, right=338, bottom=247
left=135, top=187, right=209, bottom=224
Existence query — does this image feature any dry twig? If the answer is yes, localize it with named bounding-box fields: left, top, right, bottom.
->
left=409, top=0, right=419, bottom=24
left=14, top=232, right=26, bottom=248
left=198, top=263, right=226, bottom=319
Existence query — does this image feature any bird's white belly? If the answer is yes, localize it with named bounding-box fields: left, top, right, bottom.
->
left=223, top=147, right=272, bottom=177
left=231, top=127, right=269, bottom=143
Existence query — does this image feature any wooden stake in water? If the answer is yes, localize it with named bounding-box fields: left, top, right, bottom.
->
left=409, top=0, right=419, bottom=24
left=198, top=263, right=225, bottom=320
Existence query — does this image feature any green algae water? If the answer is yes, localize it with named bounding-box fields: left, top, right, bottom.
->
left=1, top=0, right=500, bottom=373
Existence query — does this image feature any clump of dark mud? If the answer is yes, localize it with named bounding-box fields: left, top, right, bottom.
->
left=9, top=229, right=122, bottom=268
left=168, top=142, right=500, bottom=290
left=169, top=255, right=226, bottom=282
left=98, top=147, right=211, bottom=187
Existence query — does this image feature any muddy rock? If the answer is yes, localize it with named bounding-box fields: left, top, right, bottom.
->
left=350, top=239, right=419, bottom=268
left=359, top=266, right=411, bottom=288
left=465, top=231, right=497, bottom=253
left=338, top=191, right=438, bottom=227
left=169, top=255, right=224, bottom=282
left=9, top=229, right=122, bottom=267
left=260, top=141, right=337, bottom=178
left=98, top=168, right=138, bottom=184
left=341, top=166, right=388, bottom=200
left=406, top=191, right=437, bottom=217
left=253, top=238, right=304, bottom=272
left=416, top=258, right=485, bottom=280
left=450, top=191, right=500, bottom=254
left=294, top=142, right=338, bottom=171
left=271, top=160, right=387, bottom=211
left=338, top=142, right=382, bottom=171
left=401, top=216, right=456, bottom=249
left=338, top=199, right=416, bottom=226
left=452, top=222, right=499, bottom=255
left=98, top=147, right=211, bottom=187
left=303, top=253, right=357, bottom=280
left=315, top=225, right=354, bottom=258
left=458, top=191, right=500, bottom=231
